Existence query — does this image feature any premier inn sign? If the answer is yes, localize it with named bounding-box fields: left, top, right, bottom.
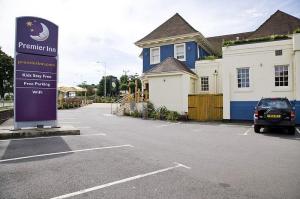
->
left=16, top=17, right=58, bottom=56
left=14, top=17, right=59, bottom=129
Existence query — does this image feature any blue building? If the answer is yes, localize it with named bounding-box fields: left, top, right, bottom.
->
left=135, top=11, right=300, bottom=125
left=135, top=13, right=217, bottom=73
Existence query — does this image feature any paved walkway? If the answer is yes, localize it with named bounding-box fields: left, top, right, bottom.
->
left=1, top=103, right=300, bottom=199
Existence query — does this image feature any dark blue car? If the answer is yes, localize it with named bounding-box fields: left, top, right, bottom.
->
left=254, top=98, right=296, bottom=134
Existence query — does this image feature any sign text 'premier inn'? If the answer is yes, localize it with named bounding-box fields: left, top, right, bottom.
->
left=14, top=17, right=58, bottom=128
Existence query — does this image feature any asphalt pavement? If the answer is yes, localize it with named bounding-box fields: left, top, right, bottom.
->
left=1, top=103, right=300, bottom=199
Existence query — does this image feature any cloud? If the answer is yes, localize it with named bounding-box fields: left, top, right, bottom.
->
left=245, top=8, right=264, bottom=17
left=0, top=0, right=299, bottom=85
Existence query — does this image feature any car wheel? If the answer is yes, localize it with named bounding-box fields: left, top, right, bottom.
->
left=254, top=125, right=261, bottom=133
left=287, top=127, right=295, bottom=135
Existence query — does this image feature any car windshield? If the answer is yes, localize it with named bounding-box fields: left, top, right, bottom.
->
left=258, top=99, right=291, bottom=109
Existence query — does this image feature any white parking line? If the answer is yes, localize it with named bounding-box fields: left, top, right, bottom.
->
left=156, top=122, right=182, bottom=128
left=239, top=127, right=252, bottom=136
left=50, top=162, right=190, bottom=199
left=0, top=133, right=106, bottom=142
left=0, top=144, right=133, bottom=163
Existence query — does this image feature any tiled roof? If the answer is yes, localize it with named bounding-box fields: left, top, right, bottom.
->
left=136, top=10, right=300, bottom=56
left=206, top=32, right=253, bottom=55
left=136, top=13, right=199, bottom=43
left=248, top=10, right=300, bottom=39
left=207, top=10, right=300, bottom=53
left=144, top=57, right=197, bottom=76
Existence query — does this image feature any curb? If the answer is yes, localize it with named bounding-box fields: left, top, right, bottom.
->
left=0, top=126, right=80, bottom=140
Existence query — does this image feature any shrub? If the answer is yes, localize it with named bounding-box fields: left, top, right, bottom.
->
left=203, top=55, right=218, bottom=60
left=149, top=111, right=157, bottom=119
left=131, top=110, right=141, bottom=118
left=223, top=34, right=290, bottom=47
left=156, top=106, right=170, bottom=120
left=166, top=111, right=179, bottom=121
left=146, top=102, right=155, bottom=117
left=294, top=28, right=300, bottom=33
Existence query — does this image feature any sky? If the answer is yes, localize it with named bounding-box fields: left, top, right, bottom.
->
left=0, top=0, right=299, bottom=86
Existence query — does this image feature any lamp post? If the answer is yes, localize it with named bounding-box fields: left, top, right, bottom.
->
left=96, top=61, right=107, bottom=97
left=213, top=70, right=218, bottom=94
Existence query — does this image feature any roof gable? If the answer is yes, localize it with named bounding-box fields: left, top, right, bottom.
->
left=144, top=57, right=197, bottom=76
left=136, top=13, right=199, bottom=43
left=248, top=10, right=300, bottom=39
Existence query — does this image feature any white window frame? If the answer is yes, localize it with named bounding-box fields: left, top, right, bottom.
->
left=236, top=67, right=250, bottom=89
left=150, top=47, right=160, bottom=65
left=274, top=65, right=289, bottom=87
left=200, top=76, right=209, bottom=91
left=174, top=43, right=186, bottom=61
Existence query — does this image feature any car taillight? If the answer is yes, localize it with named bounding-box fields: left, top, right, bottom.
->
left=254, top=110, right=258, bottom=118
left=291, top=111, right=295, bottom=120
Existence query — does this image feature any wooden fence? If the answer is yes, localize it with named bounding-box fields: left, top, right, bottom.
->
left=188, top=94, right=223, bottom=121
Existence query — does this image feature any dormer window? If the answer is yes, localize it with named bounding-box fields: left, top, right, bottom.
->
left=174, top=43, right=186, bottom=61
left=150, top=47, right=160, bottom=65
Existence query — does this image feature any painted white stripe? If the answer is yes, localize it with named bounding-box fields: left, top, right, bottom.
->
left=0, top=133, right=106, bottom=142
left=238, top=128, right=252, bottom=136
left=50, top=162, right=190, bottom=199
left=0, top=145, right=133, bottom=163
left=243, top=128, right=251, bottom=135
left=296, top=128, right=300, bottom=135
left=103, top=114, right=115, bottom=117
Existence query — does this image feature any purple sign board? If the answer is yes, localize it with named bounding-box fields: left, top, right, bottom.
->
left=14, top=17, right=58, bottom=129
left=16, top=17, right=58, bottom=57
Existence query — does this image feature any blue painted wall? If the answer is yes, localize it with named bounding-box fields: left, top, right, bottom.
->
left=185, top=41, right=198, bottom=69
left=230, top=100, right=300, bottom=124
left=292, top=101, right=300, bottom=124
left=230, top=101, right=258, bottom=120
left=142, top=48, right=151, bottom=72
left=198, top=46, right=209, bottom=59
left=142, top=41, right=211, bottom=72
left=160, top=44, right=174, bottom=62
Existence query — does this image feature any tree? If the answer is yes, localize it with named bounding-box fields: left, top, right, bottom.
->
left=119, top=74, right=129, bottom=93
left=77, top=81, right=96, bottom=96
left=0, top=48, right=14, bottom=99
left=120, top=83, right=128, bottom=92
left=128, top=74, right=142, bottom=93
left=97, top=75, right=119, bottom=97
left=120, top=74, right=128, bottom=85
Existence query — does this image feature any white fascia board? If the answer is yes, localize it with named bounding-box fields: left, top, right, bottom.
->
left=144, top=71, right=198, bottom=79
left=135, top=33, right=200, bottom=48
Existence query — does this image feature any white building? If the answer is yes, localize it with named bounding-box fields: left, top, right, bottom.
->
left=135, top=10, right=300, bottom=124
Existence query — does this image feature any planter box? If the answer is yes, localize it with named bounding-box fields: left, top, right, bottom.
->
left=0, top=109, right=13, bottom=124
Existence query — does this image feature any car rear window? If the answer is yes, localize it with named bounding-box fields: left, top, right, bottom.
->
left=258, top=99, right=291, bottom=109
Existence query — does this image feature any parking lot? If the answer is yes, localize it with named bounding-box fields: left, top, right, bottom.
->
left=1, top=103, right=300, bottom=199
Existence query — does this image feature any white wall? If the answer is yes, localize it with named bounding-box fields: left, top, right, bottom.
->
left=147, top=73, right=192, bottom=113
left=293, top=33, right=300, bottom=101
left=222, top=38, right=296, bottom=119
left=194, top=59, right=222, bottom=94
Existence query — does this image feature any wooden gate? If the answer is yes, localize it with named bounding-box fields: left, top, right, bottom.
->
left=188, top=94, right=223, bottom=121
